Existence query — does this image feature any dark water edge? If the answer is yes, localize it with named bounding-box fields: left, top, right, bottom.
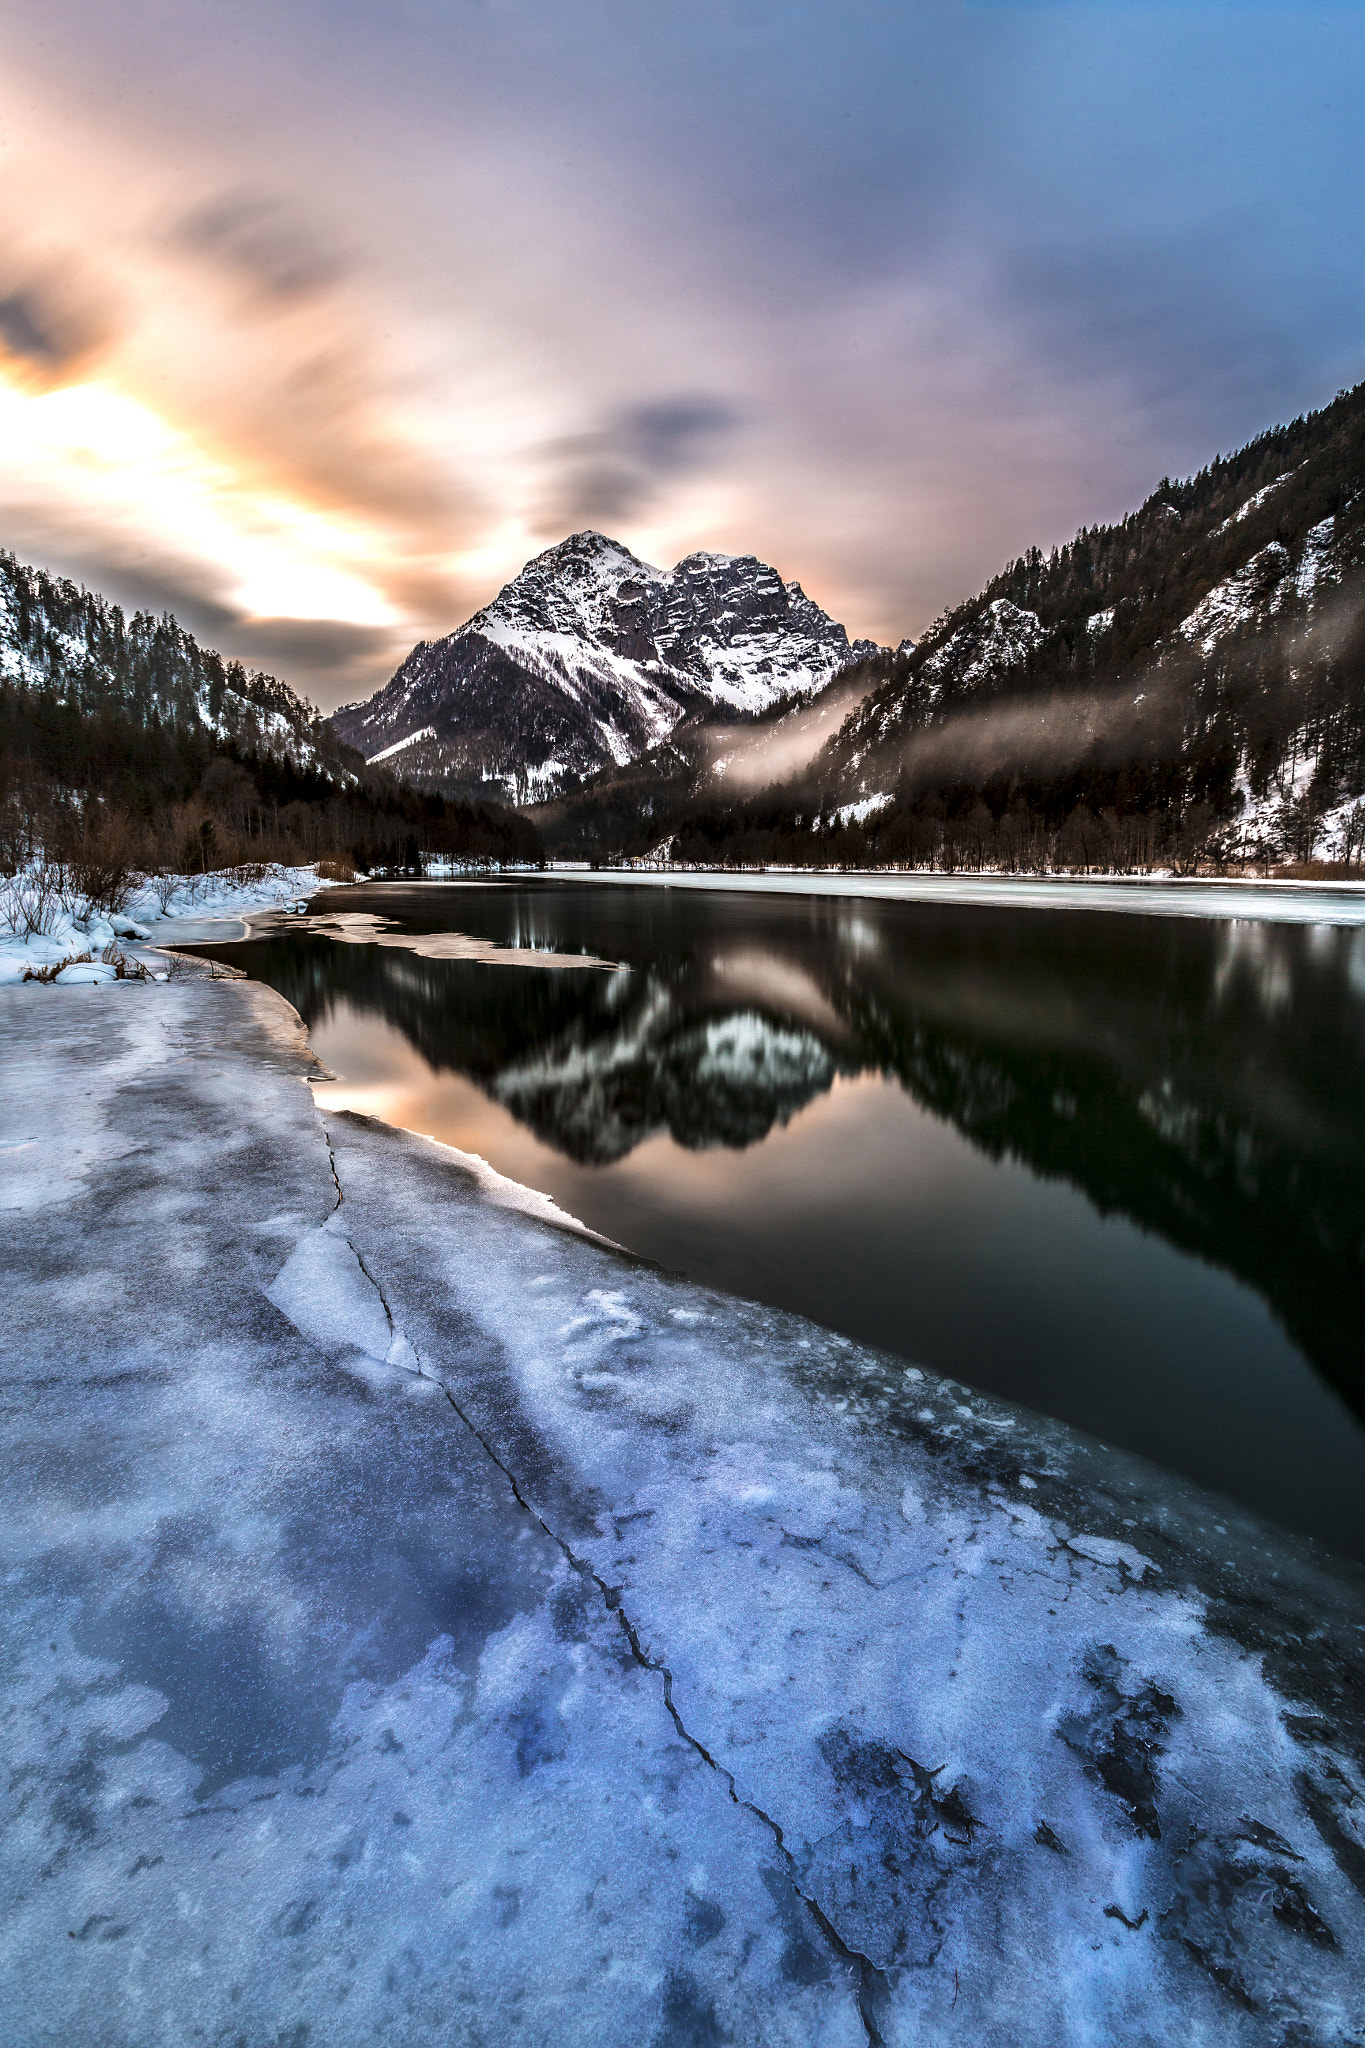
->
left=193, top=878, right=1365, bottom=1562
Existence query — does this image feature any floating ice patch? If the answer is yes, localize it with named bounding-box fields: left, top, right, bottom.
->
left=296, top=910, right=620, bottom=971
left=1064, top=1531, right=1160, bottom=1581
left=392, top=1132, right=620, bottom=1247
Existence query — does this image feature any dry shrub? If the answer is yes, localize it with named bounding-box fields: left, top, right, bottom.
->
left=23, top=943, right=151, bottom=983
left=52, top=810, right=142, bottom=914
left=316, top=855, right=356, bottom=882
left=1271, top=859, right=1363, bottom=881
left=100, top=941, right=151, bottom=980
left=23, top=951, right=91, bottom=983
left=70, top=843, right=135, bottom=914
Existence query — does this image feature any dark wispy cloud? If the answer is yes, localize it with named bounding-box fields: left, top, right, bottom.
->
left=536, top=396, right=740, bottom=531
left=213, top=615, right=398, bottom=689
left=175, top=191, right=351, bottom=305
left=0, top=289, right=71, bottom=369
left=0, top=262, right=114, bottom=381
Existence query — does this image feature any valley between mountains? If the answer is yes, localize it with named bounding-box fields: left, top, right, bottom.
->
left=6, top=384, right=1365, bottom=2048
left=6, top=380, right=1365, bottom=882
left=328, top=381, right=1365, bottom=876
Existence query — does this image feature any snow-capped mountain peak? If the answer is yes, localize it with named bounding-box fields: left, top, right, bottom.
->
left=332, top=532, right=878, bottom=801
left=468, top=531, right=665, bottom=645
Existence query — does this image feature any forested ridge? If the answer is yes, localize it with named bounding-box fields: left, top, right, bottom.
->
left=0, top=549, right=541, bottom=891
left=537, top=381, right=1365, bottom=872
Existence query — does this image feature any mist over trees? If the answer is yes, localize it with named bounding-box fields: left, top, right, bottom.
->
left=536, top=382, right=1365, bottom=873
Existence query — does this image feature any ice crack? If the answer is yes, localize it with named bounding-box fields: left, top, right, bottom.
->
left=426, top=1368, right=889, bottom=2043
left=318, top=1130, right=887, bottom=2039
left=319, top=1129, right=420, bottom=1371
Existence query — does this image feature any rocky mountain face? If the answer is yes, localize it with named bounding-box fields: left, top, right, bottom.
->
left=0, top=549, right=349, bottom=781
left=330, top=531, right=878, bottom=801
left=817, top=382, right=1365, bottom=863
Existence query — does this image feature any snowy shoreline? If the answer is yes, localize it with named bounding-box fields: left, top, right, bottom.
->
left=0, top=862, right=330, bottom=984
left=2, top=966, right=1364, bottom=2043
left=547, top=864, right=1365, bottom=925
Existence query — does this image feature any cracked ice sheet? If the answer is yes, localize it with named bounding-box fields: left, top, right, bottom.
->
left=6, top=980, right=1365, bottom=2048
left=0, top=981, right=864, bottom=2047
left=325, top=1110, right=1365, bottom=2047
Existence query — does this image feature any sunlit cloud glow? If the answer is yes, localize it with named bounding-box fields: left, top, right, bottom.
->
left=0, top=370, right=400, bottom=630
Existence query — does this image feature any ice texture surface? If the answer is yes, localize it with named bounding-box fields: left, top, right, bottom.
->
left=2, top=975, right=1363, bottom=2046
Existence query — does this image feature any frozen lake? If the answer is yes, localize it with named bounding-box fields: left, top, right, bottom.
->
left=197, top=876, right=1365, bottom=1563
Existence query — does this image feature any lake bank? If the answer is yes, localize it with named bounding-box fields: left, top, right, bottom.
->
left=552, top=864, right=1365, bottom=924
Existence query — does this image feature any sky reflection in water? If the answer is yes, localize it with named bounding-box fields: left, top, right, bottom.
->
left=203, top=880, right=1365, bottom=1563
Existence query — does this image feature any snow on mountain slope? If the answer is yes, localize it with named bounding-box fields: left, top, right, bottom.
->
left=840, top=598, right=1044, bottom=765
left=332, top=531, right=878, bottom=801
left=1210, top=469, right=1299, bottom=537
left=0, top=548, right=343, bottom=780
left=918, top=598, right=1044, bottom=700
left=1176, top=518, right=1341, bottom=656
left=815, top=385, right=1365, bottom=831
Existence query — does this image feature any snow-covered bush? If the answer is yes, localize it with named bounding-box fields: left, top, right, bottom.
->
left=0, top=863, right=66, bottom=936
left=1, top=856, right=332, bottom=985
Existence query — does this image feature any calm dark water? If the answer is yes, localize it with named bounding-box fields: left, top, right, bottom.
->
left=201, top=879, right=1365, bottom=1562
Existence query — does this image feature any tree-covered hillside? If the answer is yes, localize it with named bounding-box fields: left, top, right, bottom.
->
left=0, top=549, right=541, bottom=890
left=816, top=381, right=1365, bottom=867
left=1, top=551, right=353, bottom=778
left=537, top=382, right=1365, bottom=872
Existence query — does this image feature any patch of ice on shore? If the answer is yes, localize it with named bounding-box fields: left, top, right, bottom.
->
left=0, top=984, right=867, bottom=2045
left=1063, top=1531, right=1160, bottom=1581
left=566, top=866, right=1365, bottom=925
left=318, top=1107, right=1365, bottom=2043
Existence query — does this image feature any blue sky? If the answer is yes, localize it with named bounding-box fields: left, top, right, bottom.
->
left=1, top=0, right=1361, bottom=703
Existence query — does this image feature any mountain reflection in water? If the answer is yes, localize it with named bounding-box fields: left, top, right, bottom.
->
left=204, top=880, right=1365, bottom=1561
